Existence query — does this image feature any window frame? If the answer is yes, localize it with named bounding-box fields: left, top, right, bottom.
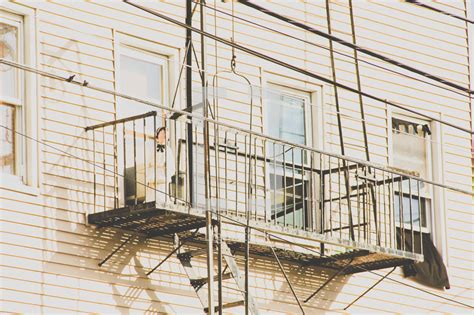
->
left=117, top=44, right=169, bottom=109
left=263, top=83, right=315, bottom=229
left=0, top=5, right=38, bottom=195
left=389, top=113, right=436, bottom=235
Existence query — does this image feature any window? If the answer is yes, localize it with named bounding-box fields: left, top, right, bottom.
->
left=392, top=117, right=432, bottom=233
left=0, top=12, right=23, bottom=177
left=117, top=43, right=171, bottom=205
left=265, top=86, right=312, bottom=229
left=118, top=45, right=168, bottom=118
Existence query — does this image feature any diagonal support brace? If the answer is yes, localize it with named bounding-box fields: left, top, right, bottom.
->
left=146, top=228, right=200, bottom=276
left=98, top=234, right=136, bottom=267
left=304, top=256, right=354, bottom=303
left=270, top=246, right=305, bottom=314
left=344, top=266, right=396, bottom=310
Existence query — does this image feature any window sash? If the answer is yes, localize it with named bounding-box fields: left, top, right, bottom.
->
left=0, top=15, right=23, bottom=106
left=118, top=45, right=168, bottom=105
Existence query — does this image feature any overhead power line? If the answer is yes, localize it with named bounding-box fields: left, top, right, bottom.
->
left=237, top=0, right=474, bottom=95
left=122, top=0, right=473, bottom=135
left=1, top=57, right=472, bottom=196
left=405, top=0, right=474, bottom=24
left=196, top=0, right=472, bottom=100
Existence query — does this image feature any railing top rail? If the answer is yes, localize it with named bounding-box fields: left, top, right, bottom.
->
left=85, top=111, right=157, bottom=131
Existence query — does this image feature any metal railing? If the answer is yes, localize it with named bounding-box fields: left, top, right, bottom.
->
left=86, top=110, right=429, bottom=259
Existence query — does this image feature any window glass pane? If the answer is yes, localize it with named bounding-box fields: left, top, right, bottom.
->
left=0, top=22, right=19, bottom=100
left=267, top=91, right=305, bottom=145
left=119, top=53, right=163, bottom=117
left=394, top=194, right=428, bottom=229
left=0, top=104, right=15, bottom=174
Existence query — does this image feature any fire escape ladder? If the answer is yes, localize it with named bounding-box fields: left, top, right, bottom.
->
left=175, top=234, right=259, bottom=314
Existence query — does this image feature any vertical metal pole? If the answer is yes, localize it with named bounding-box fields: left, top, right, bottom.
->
left=93, top=130, right=96, bottom=214
left=206, top=209, right=215, bottom=315
left=200, top=1, right=219, bottom=313
left=325, top=0, right=355, bottom=240
left=186, top=0, right=194, bottom=207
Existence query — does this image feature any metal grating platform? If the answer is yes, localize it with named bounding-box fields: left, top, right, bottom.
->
left=88, top=203, right=411, bottom=274
left=88, top=202, right=207, bottom=238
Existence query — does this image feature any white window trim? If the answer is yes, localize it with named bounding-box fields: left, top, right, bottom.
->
left=388, top=109, right=447, bottom=259
left=261, top=77, right=323, bottom=229
left=0, top=4, right=38, bottom=196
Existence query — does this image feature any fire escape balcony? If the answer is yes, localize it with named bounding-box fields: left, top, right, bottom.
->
left=85, top=110, right=425, bottom=274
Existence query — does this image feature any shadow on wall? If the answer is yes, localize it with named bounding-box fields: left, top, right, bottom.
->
left=38, top=42, right=198, bottom=314
left=250, top=256, right=349, bottom=313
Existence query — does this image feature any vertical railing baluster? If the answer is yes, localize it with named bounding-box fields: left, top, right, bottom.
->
left=329, top=156, right=333, bottom=236
left=244, top=134, right=248, bottom=218
left=283, top=144, right=287, bottom=227
left=408, top=178, right=414, bottom=252
left=143, top=118, right=147, bottom=202
left=102, top=126, right=106, bottom=212
left=273, top=142, right=277, bottom=225
left=123, top=122, right=126, bottom=207
left=93, top=129, right=96, bottom=214
left=417, top=180, right=423, bottom=255
left=373, top=168, right=379, bottom=245
left=319, top=153, right=324, bottom=236
left=301, top=148, right=305, bottom=230
left=338, top=158, right=342, bottom=240
left=390, top=173, right=394, bottom=248
left=154, top=115, right=157, bottom=203
left=398, top=177, right=405, bottom=251
left=364, top=166, right=369, bottom=243
left=133, top=120, right=137, bottom=206
left=292, top=147, right=296, bottom=229
left=382, top=170, right=387, bottom=247
left=263, top=138, right=267, bottom=222
left=235, top=132, right=238, bottom=216
left=113, top=121, right=118, bottom=209
left=224, top=131, right=229, bottom=215
left=356, top=163, right=360, bottom=242
left=254, top=137, right=258, bottom=220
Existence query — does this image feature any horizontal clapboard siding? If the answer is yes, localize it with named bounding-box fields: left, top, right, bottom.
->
left=0, top=0, right=472, bottom=314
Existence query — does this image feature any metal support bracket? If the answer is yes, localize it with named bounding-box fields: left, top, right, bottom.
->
left=146, top=228, right=200, bottom=276
left=98, top=234, right=136, bottom=267
left=344, top=266, right=396, bottom=310
left=270, top=246, right=305, bottom=314
left=304, top=256, right=354, bottom=303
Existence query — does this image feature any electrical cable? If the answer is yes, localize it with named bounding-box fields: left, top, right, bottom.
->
left=1, top=57, right=472, bottom=196
left=193, top=0, right=473, bottom=100
left=405, top=0, right=474, bottom=24
left=1, top=122, right=472, bottom=310
left=237, top=0, right=473, bottom=95
left=121, top=1, right=474, bottom=135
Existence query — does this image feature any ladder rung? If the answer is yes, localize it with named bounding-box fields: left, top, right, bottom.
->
left=204, top=300, right=245, bottom=313
left=190, top=272, right=234, bottom=288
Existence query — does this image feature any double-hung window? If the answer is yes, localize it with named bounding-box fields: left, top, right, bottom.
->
left=392, top=117, right=432, bottom=234
left=117, top=44, right=170, bottom=205
left=265, top=86, right=312, bottom=229
left=0, top=12, right=23, bottom=177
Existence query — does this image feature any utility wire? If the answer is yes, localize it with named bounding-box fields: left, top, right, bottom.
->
left=237, top=0, right=473, bottom=95
left=2, top=57, right=473, bottom=196
left=1, top=122, right=472, bottom=310
left=122, top=1, right=473, bottom=135
left=405, top=0, right=474, bottom=24
left=194, top=0, right=473, bottom=100
left=3, top=57, right=473, bottom=195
